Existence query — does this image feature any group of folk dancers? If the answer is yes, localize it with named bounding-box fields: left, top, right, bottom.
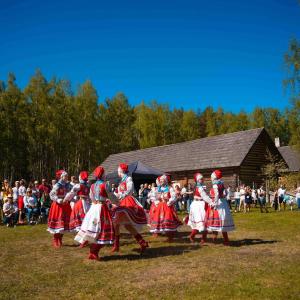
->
left=47, top=163, right=235, bottom=260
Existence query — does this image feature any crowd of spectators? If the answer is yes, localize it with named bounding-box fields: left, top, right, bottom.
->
left=137, top=181, right=300, bottom=214
left=0, top=178, right=55, bottom=227
left=1, top=177, right=300, bottom=228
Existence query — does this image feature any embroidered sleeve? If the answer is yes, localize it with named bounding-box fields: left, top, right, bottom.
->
left=123, top=177, right=134, bottom=197
left=199, top=186, right=213, bottom=205
left=167, top=188, right=177, bottom=206
left=89, top=186, right=95, bottom=201
left=50, top=183, right=61, bottom=203
left=213, top=184, right=219, bottom=204
left=64, top=183, right=80, bottom=202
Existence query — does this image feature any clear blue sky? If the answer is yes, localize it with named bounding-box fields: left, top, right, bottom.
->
left=1, top=0, right=299, bottom=112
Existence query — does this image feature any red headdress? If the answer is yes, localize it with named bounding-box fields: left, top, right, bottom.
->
left=56, top=169, right=67, bottom=180
left=118, top=163, right=128, bottom=173
left=79, top=171, right=89, bottom=182
left=194, top=173, right=203, bottom=182
left=93, top=166, right=105, bottom=179
left=211, top=169, right=222, bottom=180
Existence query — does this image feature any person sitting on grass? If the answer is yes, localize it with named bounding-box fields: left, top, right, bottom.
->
left=23, top=188, right=39, bottom=225
left=3, top=194, right=18, bottom=227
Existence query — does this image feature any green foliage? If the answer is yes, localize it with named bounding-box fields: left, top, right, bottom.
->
left=0, top=69, right=296, bottom=181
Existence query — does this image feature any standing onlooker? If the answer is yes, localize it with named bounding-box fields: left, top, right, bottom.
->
left=258, top=185, right=268, bottom=213
left=51, top=179, right=57, bottom=188
left=273, top=190, right=279, bottom=211
left=12, top=181, right=20, bottom=205
left=138, top=184, right=144, bottom=205
left=39, top=179, right=50, bottom=198
left=18, top=179, right=26, bottom=224
left=174, top=185, right=182, bottom=211
left=239, top=185, right=246, bottom=213
left=186, top=183, right=194, bottom=213
left=245, top=187, right=252, bottom=213
left=251, top=188, right=258, bottom=208
left=296, top=186, right=300, bottom=210
left=142, top=183, right=150, bottom=209
left=234, top=187, right=240, bottom=212
left=278, top=185, right=286, bottom=211
left=32, top=181, right=41, bottom=203
left=1, top=180, right=12, bottom=223
left=181, top=184, right=188, bottom=211
left=226, top=185, right=233, bottom=210
left=40, top=190, right=51, bottom=222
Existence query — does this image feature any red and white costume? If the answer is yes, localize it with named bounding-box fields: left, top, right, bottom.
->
left=111, top=163, right=148, bottom=253
left=205, top=170, right=235, bottom=246
left=75, top=166, right=114, bottom=260
left=67, top=171, right=91, bottom=233
left=148, top=178, right=160, bottom=227
left=18, top=184, right=26, bottom=210
left=47, top=170, right=72, bottom=248
left=149, top=175, right=182, bottom=234
left=188, top=173, right=214, bottom=232
left=113, top=168, right=147, bottom=229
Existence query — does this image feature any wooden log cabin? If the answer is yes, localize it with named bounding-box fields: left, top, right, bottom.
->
left=101, top=128, right=287, bottom=188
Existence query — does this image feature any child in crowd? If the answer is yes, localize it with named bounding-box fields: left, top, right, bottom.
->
left=3, top=194, right=18, bottom=227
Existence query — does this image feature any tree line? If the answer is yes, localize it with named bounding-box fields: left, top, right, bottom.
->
left=0, top=40, right=299, bottom=181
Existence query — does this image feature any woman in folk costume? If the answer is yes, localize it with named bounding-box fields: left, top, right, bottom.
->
left=148, top=177, right=161, bottom=237
left=75, top=166, right=114, bottom=260
left=67, top=171, right=91, bottom=234
left=48, top=170, right=72, bottom=248
left=112, top=163, right=148, bottom=253
left=149, top=174, right=182, bottom=241
left=188, top=173, right=214, bottom=244
left=206, top=170, right=235, bottom=245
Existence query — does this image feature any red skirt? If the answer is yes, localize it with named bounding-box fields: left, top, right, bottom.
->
left=47, top=201, right=72, bottom=234
left=18, top=196, right=24, bottom=210
left=75, top=202, right=114, bottom=245
left=148, top=202, right=157, bottom=225
left=206, top=206, right=222, bottom=229
left=112, top=195, right=147, bottom=226
left=69, top=200, right=89, bottom=232
left=96, top=203, right=115, bottom=244
left=149, top=202, right=182, bottom=233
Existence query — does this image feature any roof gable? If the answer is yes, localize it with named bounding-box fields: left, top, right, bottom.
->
left=278, top=146, right=300, bottom=172
left=102, top=128, right=265, bottom=174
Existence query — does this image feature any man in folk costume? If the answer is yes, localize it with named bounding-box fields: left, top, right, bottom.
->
left=48, top=170, right=72, bottom=248
left=112, top=163, right=149, bottom=253
left=66, top=171, right=91, bottom=235
left=75, top=166, right=114, bottom=260
left=188, top=173, right=214, bottom=244
left=206, top=170, right=235, bottom=245
left=149, top=174, right=182, bottom=242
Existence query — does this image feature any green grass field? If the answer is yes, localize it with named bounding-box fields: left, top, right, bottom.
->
left=1, top=209, right=300, bottom=300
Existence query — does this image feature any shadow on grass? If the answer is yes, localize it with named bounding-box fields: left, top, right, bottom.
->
left=101, top=244, right=196, bottom=261
left=229, top=238, right=279, bottom=247
left=120, top=231, right=192, bottom=245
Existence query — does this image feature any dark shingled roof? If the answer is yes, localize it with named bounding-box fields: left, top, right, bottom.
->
left=278, top=146, right=300, bottom=172
left=101, top=128, right=266, bottom=174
